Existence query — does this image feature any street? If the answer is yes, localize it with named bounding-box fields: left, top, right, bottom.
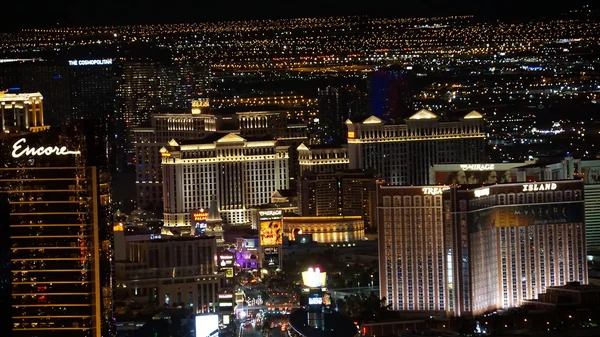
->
left=241, top=317, right=288, bottom=337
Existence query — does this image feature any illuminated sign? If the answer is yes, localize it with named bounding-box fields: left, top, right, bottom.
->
left=258, top=209, right=283, bottom=217
left=220, top=255, right=233, bottom=260
left=522, top=182, right=557, bottom=192
left=308, top=297, right=323, bottom=305
left=474, top=188, right=490, bottom=198
left=347, top=131, right=355, bottom=139
left=68, top=59, right=113, bottom=66
left=113, top=223, right=124, bottom=232
left=195, top=315, right=219, bottom=337
left=422, top=187, right=449, bottom=195
left=219, top=302, right=233, bottom=307
left=263, top=247, right=280, bottom=267
left=192, top=209, right=209, bottom=222
left=259, top=220, right=282, bottom=246
left=224, top=267, right=234, bottom=278
left=218, top=294, right=233, bottom=299
left=460, top=164, right=495, bottom=171
left=12, top=138, right=80, bottom=158
left=150, top=234, right=162, bottom=240
left=302, top=267, right=327, bottom=288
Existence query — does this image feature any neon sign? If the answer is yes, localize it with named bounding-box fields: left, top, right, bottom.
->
left=68, top=59, right=113, bottom=66
left=422, top=187, right=449, bottom=195
left=11, top=138, right=80, bottom=158
left=460, top=164, right=495, bottom=171
left=308, top=297, right=323, bottom=305
left=522, top=183, right=557, bottom=192
left=474, top=188, right=490, bottom=198
left=258, top=210, right=282, bottom=217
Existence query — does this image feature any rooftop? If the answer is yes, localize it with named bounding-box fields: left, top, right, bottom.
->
left=0, top=91, right=43, bottom=101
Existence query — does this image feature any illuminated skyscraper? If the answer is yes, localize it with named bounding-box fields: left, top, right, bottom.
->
left=446, top=182, right=587, bottom=316
left=132, top=99, right=216, bottom=211
left=378, top=185, right=448, bottom=311
left=0, top=92, right=48, bottom=134
left=161, top=133, right=289, bottom=230
left=0, top=126, right=113, bottom=337
left=377, top=181, right=588, bottom=316
left=347, top=110, right=486, bottom=185
left=68, top=59, right=116, bottom=123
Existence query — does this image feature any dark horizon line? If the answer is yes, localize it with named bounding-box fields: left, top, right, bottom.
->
left=2, top=2, right=595, bottom=32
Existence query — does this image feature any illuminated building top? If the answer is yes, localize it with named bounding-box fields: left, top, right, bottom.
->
left=346, top=109, right=485, bottom=185
left=0, top=92, right=48, bottom=133
left=408, top=109, right=439, bottom=120
left=463, top=110, right=484, bottom=119
left=0, top=92, right=42, bottom=101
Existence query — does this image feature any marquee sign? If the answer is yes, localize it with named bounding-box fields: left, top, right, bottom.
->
left=258, top=209, right=282, bottom=221
left=460, top=164, right=495, bottom=171
left=68, top=59, right=113, bottom=66
left=11, top=138, right=81, bottom=158
left=474, top=188, right=490, bottom=198
left=422, top=187, right=450, bottom=195
left=522, top=183, right=557, bottom=192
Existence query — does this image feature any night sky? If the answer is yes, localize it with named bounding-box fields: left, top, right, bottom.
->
left=4, top=0, right=594, bottom=30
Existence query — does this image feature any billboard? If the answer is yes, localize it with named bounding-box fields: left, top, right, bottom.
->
left=469, top=202, right=584, bottom=233
left=301, top=267, right=327, bottom=288
left=436, top=169, right=515, bottom=185
left=581, top=166, right=600, bottom=185
left=223, top=267, right=234, bottom=278
left=195, top=314, right=219, bottom=337
left=259, top=220, right=282, bottom=246
left=263, top=247, right=280, bottom=268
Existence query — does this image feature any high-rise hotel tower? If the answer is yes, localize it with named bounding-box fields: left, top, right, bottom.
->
left=347, top=110, right=485, bottom=185
left=377, top=181, right=588, bottom=316
left=161, top=133, right=289, bottom=231
left=0, top=126, right=112, bottom=337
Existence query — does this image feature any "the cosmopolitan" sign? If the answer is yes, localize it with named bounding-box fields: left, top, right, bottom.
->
left=11, top=138, right=81, bottom=158
left=68, top=59, right=113, bottom=66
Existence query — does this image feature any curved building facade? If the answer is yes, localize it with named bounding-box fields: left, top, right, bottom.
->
left=283, top=216, right=364, bottom=243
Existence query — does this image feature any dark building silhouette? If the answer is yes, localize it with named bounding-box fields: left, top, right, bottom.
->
left=317, top=84, right=369, bottom=144
left=0, top=193, right=10, bottom=337
left=370, top=66, right=415, bottom=120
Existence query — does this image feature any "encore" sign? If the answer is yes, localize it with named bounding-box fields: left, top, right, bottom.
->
left=11, top=138, right=81, bottom=158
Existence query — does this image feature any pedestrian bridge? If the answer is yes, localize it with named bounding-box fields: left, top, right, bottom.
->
left=235, top=304, right=302, bottom=315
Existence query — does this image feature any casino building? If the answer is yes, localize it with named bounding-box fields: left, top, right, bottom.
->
left=347, top=109, right=485, bottom=185
left=0, top=127, right=113, bottom=337
left=113, top=229, right=221, bottom=314
left=377, top=180, right=588, bottom=316
left=132, top=99, right=216, bottom=211
left=0, top=92, right=48, bottom=134
left=161, top=133, right=289, bottom=230
left=378, top=185, right=447, bottom=312
left=447, top=181, right=587, bottom=316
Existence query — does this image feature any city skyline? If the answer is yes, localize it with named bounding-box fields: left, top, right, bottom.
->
left=2, top=2, right=600, bottom=337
